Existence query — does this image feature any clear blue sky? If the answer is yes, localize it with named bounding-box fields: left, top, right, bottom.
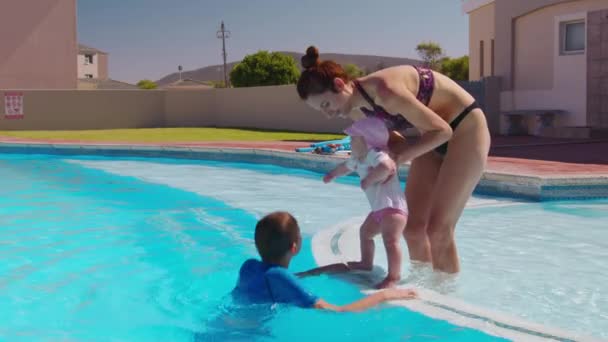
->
left=77, top=0, right=469, bottom=84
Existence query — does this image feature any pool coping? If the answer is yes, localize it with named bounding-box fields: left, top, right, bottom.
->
left=1, top=141, right=607, bottom=201
left=312, top=218, right=604, bottom=342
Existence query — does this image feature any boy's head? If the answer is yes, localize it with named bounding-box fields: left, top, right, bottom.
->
left=344, top=117, right=389, bottom=151
left=255, top=211, right=302, bottom=264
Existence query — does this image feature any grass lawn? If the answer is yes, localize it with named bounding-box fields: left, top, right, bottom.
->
left=0, top=127, right=345, bottom=143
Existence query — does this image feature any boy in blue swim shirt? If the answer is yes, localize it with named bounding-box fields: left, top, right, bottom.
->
left=232, top=211, right=417, bottom=311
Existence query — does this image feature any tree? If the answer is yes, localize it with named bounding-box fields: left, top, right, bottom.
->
left=415, top=42, right=444, bottom=70
left=230, top=51, right=300, bottom=87
left=344, top=63, right=364, bottom=78
left=136, top=79, right=158, bottom=90
left=440, top=55, right=469, bottom=81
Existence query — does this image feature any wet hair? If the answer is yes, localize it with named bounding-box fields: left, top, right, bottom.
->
left=254, top=211, right=301, bottom=263
left=296, top=46, right=349, bottom=100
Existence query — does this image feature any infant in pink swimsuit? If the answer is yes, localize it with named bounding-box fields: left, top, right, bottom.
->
left=323, top=117, right=408, bottom=289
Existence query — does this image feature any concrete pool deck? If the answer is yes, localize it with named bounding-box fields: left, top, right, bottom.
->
left=1, top=136, right=607, bottom=200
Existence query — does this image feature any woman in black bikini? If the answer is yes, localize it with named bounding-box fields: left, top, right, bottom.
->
left=297, top=46, right=491, bottom=275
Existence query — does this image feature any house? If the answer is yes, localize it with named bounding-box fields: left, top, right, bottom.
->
left=76, top=44, right=137, bottom=89
left=464, top=0, right=608, bottom=137
left=78, top=44, right=109, bottom=80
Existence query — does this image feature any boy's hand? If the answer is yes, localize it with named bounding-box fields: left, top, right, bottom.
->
left=323, top=173, right=334, bottom=183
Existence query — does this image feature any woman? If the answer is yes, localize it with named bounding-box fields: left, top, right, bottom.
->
left=297, top=46, right=490, bottom=274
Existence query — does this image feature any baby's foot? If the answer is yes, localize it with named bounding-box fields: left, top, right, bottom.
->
left=375, top=276, right=400, bottom=289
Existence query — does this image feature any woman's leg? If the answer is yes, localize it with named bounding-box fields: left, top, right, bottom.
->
left=403, top=152, right=442, bottom=263
left=426, top=111, right=491, bottom=273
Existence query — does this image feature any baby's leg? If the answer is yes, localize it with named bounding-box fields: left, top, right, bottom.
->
left=348, top=213, right=381, bottom=271
left=376, top=211, right=407, bottom=289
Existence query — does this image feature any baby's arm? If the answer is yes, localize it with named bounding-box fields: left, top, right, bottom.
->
left=323, top=162, right=353, bottom=183
left=361, top=155, right=396, bottom=190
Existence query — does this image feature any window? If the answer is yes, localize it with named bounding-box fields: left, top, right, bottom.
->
left=479, top=40, right=485, bottom=77
left=84, top=54, right=94, bottom=64
left=84, top=74, right=93, bottom=79
left=560, top=20, right=585, bottom=55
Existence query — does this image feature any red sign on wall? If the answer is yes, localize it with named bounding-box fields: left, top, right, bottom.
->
left=4, top=92, right=24, bottom=119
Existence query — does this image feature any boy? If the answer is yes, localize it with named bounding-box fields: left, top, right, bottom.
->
left=232, top=211, right=417, bottom=311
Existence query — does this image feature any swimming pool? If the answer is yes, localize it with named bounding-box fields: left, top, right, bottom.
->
left=0, top=153, right=605, bottom=341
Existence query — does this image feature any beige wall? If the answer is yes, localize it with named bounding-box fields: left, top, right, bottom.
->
left=164, top=85, right=349, bottom=133
left=493, top=0, right=576, bottom=90
left=469, top=2, right=496, bottom=81
left=212, top=85, right=349, bottom=133
left=513, top=0, right=606, bottom=91
left=0, top=90, right=164, bottom=130
left=164, top=89, right=217, bottom=127
left=502, top=0, right=607, bottom=128
left=587, top=9, right=608, bottom=128
left=0, top=0, right=77, bottom=89
left=513, top=13, right=555, bottom=90
left=98, top=54, right=109, bottom=80
left=0, top=85, right=350, bottom=133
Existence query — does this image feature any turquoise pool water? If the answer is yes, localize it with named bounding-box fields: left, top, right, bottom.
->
left=0, top=154, right=506, bottom=341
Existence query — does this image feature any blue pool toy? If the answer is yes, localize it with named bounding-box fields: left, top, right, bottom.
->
left=309, top=136, right=350, bottom=148
left=296, top=136, right=351, bottom=154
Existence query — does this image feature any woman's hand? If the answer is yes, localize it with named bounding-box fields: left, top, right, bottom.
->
left=395, top=148, right=415, bottom=165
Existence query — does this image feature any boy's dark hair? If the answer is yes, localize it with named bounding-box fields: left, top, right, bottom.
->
left=255, top=211, right=301, bottom=263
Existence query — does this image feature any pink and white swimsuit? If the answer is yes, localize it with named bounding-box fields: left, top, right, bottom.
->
left=345, top=149, right=408, bottom=223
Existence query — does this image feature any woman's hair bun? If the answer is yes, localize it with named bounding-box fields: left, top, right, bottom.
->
left=301, top=46, right=320, bottom=69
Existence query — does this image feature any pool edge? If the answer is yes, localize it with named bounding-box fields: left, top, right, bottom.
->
left=1, top=142, right=607, bottom=201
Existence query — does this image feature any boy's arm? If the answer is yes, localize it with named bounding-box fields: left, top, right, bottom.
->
left=361, top=158, right=395, bottom=189
left=323, top=162, right=353, bottom=183
left=314, top=288, right=417, bottom=312
left=268, top=269, right=417, bottom=312
left=295, top=262, right=351, bottom=278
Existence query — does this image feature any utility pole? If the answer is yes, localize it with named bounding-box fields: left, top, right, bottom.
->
left=216, top=21, right=231, bottom=87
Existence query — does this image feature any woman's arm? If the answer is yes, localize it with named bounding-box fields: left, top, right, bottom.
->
left=378, top=81, right=452, bottom=163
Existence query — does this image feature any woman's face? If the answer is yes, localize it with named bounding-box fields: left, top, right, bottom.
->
left=305, top=78, right=354, bottom=119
